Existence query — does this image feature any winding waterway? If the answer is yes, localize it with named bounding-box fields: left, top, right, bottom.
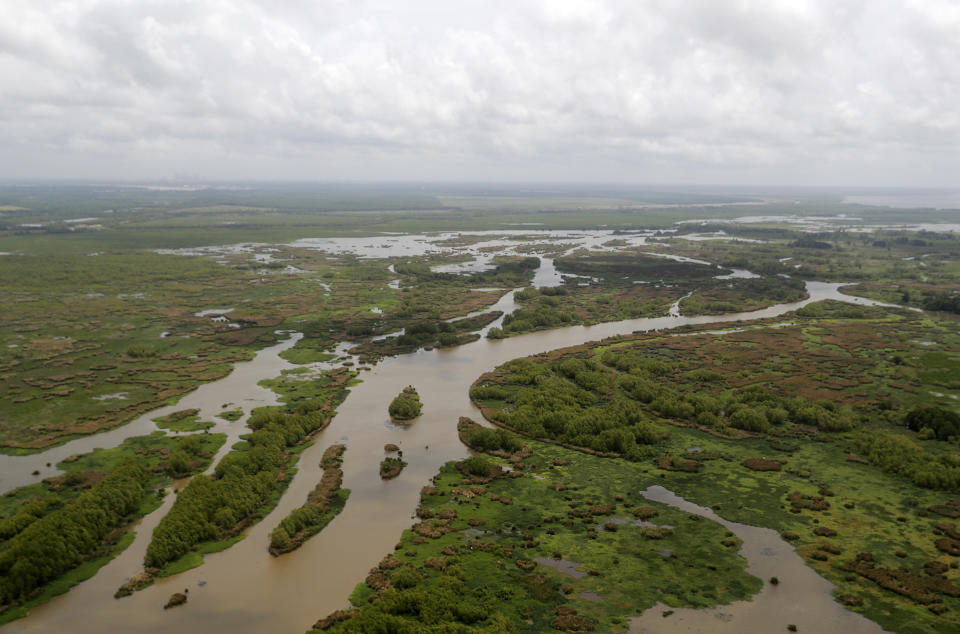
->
left=3, top=281, right=896, bottom=634
left=0, top=333, right=304, bottom=492
left=629, top=486, right=885, bottom=633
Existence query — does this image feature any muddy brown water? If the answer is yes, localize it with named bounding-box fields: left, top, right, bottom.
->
left=629, top=486, right=887, bottom=633
left=2, top=282, right=894, bottom=634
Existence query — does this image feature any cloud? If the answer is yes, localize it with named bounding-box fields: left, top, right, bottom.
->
left=0, top=0, right=957, bottom=185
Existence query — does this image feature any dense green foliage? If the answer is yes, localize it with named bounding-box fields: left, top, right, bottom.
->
left=474, top=345, right=863, bottom=460
left=467, top=316, right=960, bottom=630
left=856, top=431, right=960, bottom=490
left=503, top=283, right=671, bottom=334
left=604, top=348, right=860, bottom=433
left=460, top=426, right=524, bottom=454
left=270, top=489, right=349, bottom=552
left=270, top=444, right=349, bottom=553
left=922, top=292, right=960, bottom=315
left=395, top=319, right=478, bottom=349
left=0, top=429, right=222, bottom=620
left=680, top=277, right=807, bottom=315
left=502, top=293, right=577, bottom=333
left=145, top=406, right=330, bottom=568
left=389, top=387, right=422, bottom=420
left=0, top=459, right=150, bottom=604
left=904, top=406, right=960, bottom=441
left=476, top=359, right=659, bottom=458
left=460, top=455, right=494, bottom=477
left=0, top=498, right=63, bottom=541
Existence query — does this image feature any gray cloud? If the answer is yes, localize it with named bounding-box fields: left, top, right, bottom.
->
left=0, top=0, right=957, bottom=185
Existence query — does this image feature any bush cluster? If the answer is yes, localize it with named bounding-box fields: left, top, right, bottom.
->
left=0, top=459, right=150, bottom=604
left=145, top=408, right=328, bottom=568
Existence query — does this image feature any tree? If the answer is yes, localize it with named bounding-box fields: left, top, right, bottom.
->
left=168, top=450, right=191, bottom=475
left=270, top=526, right=291, bottom=550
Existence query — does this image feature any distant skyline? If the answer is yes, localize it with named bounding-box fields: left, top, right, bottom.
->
left=2, top=1, right=958, bottom=186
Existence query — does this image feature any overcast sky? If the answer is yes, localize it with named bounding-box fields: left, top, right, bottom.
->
left=1, top=0, right=958, bottom=186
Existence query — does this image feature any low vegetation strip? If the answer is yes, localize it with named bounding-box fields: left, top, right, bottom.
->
left=269, top=444, right=350, bottom=556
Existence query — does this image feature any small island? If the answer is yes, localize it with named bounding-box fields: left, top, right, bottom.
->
left=380, top=456, right=406, bottom=480
left=388, top=386, right=422, bottom=422
left=268, top=444, right=350, bottom=556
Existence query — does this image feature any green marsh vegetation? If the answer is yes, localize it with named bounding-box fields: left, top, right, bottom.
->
left=354, top=310, right=502, bottom=359
left=470, top=302, right=960, bottom=632
left=389, top=386, right=422, bottom=422
left=137, top=369, right=352, bottom=583
left=152, top=408, right=215, bottom=432
left=4, top=184, right=953, bottom=454
left=0, top=251, right=270, bottom=452
left=678, top=276, right=808, bottom=315
left=279, top=253, right=515, bottom=364
left=316, top=428, right=762, bottom=633
left=501, top=284, right=675, bottom=335
left=3, top=184, right=960, bottom=631
left=658, top=224, right=960, bottom=313
left=0, top=234, right=509, bottom=451
left=495, top=251, right=807, bottom=337
left=0, top=430, right=224, bottom=623
left=269, top=444, right=349, bottom=555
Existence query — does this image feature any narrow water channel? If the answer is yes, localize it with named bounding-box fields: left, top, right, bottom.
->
left=629, top=486, right=887, bottom=633
left=3, top=282, right=895, bottom=634
left=0, top=333, right=304, bottom=492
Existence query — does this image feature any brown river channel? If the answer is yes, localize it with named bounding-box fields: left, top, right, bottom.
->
left=2, top=281, right=894, bottom=634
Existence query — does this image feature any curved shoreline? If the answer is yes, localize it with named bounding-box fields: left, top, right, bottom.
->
left=628, top=486, right=888, bottom=633
left=0, top=333, right=304, bottom=493
left=2, top=280, right=900, bottom=634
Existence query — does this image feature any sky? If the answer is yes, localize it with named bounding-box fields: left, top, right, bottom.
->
left=1, top=0, right=958, bottom=186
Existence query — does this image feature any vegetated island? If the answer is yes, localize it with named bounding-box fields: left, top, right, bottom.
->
left=269, top=444, right=350, bottom=556
left=388, top=386, right=422, bottom=423
left=115, top=369, right=353, bottom=597
left=0, top=431, right=224, bottom=623
left=380, top=456, right=407, bottom=480
left=152, top=408, right=215, bottom=432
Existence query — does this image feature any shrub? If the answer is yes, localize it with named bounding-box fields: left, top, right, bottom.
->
left=461, top=456, right=494, bottom=477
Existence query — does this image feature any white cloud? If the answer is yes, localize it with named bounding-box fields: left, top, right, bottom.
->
left=0, top=0, right=957, bottom=185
